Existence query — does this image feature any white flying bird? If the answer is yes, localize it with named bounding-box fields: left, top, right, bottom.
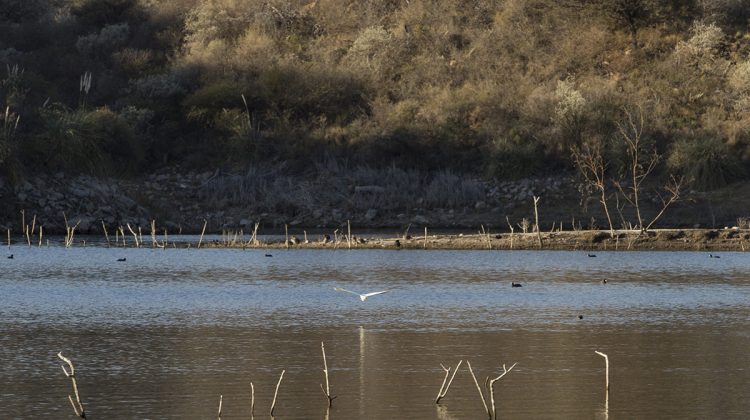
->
left=334, top=287, right=389, bottom=301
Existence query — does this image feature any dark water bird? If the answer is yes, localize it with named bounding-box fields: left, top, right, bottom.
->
left=394, top=239, right=401, bottom=248
left=511, top=282, right=522, bottom=288
left=709, top=254, right=720, bottom=258
left=7, top=254, right=13, bottom=259
left=588, top=254, right=597, bottom=257
left=578, top=315, right=584, bottom=319
left=601, top=279, right=608, bottom=284
left=264, top=254, right=273, bottom=257
left=117, top=257, right=126, bottom=262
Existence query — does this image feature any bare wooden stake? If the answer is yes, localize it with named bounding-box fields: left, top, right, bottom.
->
left=505, top=217, right=514, bottom=250
left=198, top=219, right=207, bottom=248
left=347, top=220, right=352, bottom=249
left=101, top=221, right=111, bottom=248
left=38, top=225, right=43, bottom=247
left=533, top=195, right=542, bottom=249
left=25, top=224, right=30, bottom=247
left=217, top=394, right=223, bottom=418
left=270, top=369, right=285, bottom=416
left=251, top=222, right=259, bottom=245
left=489, top=363, right=517, bottom=419
left=20, top=209, right=25, bottom=235
left=435, top=360, right=463, bottom=404
left=285, top=224, right=289, bottom=250
left=66, top=220, right=81, bottom=248
left=6, top=228, right=10, bottom=249
left=30, top=214, right=36, bottom=238
left=126, top=223, right=140, bottom=248
left=57, top=352, right=85, bottom=418
left=595, top=351, right=610, bottom=391
left=250, top=382, right=255, bottom=416
left=424, top=226, right=428, bottom=249
left=467, top=361, right=491, bottom=418
left=320, top=341, right=337, bottom=407
left=151, top=220, right=157, bottom=248
left=480, top=225, right=492, bottom=249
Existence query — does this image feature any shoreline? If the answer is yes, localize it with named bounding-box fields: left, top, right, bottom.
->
left=199, top=228, right=749, bottom=252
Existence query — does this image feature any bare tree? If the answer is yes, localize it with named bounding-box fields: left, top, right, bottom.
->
left=645, top=175, right=685, bottom=230
left=572, top=138, right=615, bottom=238
left=613, top=106, right=659, bottom=231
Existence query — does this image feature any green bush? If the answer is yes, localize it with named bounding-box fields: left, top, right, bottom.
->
left=667, top=136, right=746, bottom=190
left=26, top=105, right=142, bottom=174
left=486, top=136, right=544, bottom=180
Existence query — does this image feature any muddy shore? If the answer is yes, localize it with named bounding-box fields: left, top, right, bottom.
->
left=201, top=228, right=750, bottom=252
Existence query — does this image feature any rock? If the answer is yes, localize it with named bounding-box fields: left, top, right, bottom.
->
left=365, top=209, right=377, bottom=221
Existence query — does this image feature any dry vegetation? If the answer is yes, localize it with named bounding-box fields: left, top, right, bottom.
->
left=1, top=0, right=750, bottom=198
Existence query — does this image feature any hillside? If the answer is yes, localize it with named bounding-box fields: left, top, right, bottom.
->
left=1, top=1, right=750, bottom=230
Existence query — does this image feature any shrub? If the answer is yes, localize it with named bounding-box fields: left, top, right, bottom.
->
left=486, top=136, right=543, bottom=180
left=76, top=23, right=130, bottom=57
left=667, top=136, right=745, bottom=190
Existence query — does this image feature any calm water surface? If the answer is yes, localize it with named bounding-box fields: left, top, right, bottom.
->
left=1, top=245, right=749, bottom=419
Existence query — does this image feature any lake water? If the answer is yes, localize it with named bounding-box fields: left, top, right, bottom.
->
left=1, top=245, right=749, bottom=419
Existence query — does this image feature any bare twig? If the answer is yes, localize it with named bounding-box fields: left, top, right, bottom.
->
left=645, top=175, right=684, bottom=230
left=466, top=361, right=491, bottom=418
left=126, top=223, right=140, bottom=248
left=217, top=394, right=223, bottom=418
left=595, top=351, right=610, bottom=391
left=489, top=363, right=517, bottom=419
left=533, top=196, right=542, bottom=249
left=57, top=352, right=85, bottom=418
left=101, top=221, right=111, bottom=247
left=320, top=342, right=337, bottom=407
left=435, top=360, right=463, bottom=404
left=505, top=216, right=514, bottom=250
left=250, top=382, right=255, bottom=416
left=270, top=369, right=285, bottom=416
left=198, top=219, right=207, bottom=248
